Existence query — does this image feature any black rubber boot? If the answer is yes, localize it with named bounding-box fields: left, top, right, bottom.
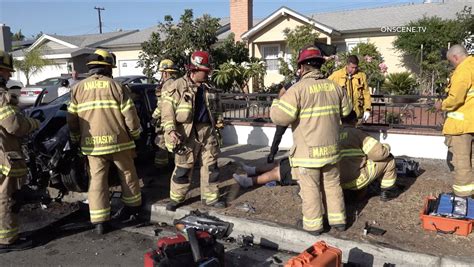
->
left=332, top=224, right=346, bottom=232
left=0, top=238, right=34, bottom=254
left=296, top=219, right=323, bottom=236
left=380, top=186, right=401, bottom=202
left=94, top=223, right=106, bottom=235
left=207, top=201, right=226, bottom=209
left=166, top=200, right=182, bottom=212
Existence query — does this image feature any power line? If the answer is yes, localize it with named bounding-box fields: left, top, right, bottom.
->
left=94, top=6, right=105, bottom=34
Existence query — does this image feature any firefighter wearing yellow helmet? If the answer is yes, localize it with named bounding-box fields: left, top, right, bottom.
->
left=0, top=50, right=40, bottom=251
left=151, top=59, right=178, bottom=169
left=67, top=49, right=142, bottom=235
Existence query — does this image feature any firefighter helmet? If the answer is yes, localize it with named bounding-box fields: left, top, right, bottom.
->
left=188, top=51, right=211, bottom=72
left=159, top=59, right=177, bottom=72
left=87, top=49, right=117, bottom=68
left=0, top=50, right=15, bottom=72
left=297, top=46, right=325, bottom=65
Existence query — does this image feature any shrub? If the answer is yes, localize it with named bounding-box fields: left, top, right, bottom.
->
left=382, top=72, right=418, bottom=95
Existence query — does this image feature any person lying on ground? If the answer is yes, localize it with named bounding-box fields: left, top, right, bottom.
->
left=233, top=111, right=402, bottom=201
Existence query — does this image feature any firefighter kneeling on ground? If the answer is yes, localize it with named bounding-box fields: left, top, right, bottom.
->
left=270, top=45, right=352, bottom=236
left=152, top=59, right=178, bottom=170
left=338, top=110, right=401, bottom=200
left=67, top=49, right=143, bottom=235
left=161, top=51, right=225, bottom=212
left=233, top=111, right=401, bottom=201
left=0, top=50, right=40, bottom=252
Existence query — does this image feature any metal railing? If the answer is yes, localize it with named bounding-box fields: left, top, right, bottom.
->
left=221, top=93, right=277, bottom=123
left=221, top=93, right=444, bottom=130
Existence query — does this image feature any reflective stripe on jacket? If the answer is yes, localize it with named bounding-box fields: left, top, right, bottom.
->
left=329, top=68, right=371, bottom=118
left=338, top=125, right=391, bottom=188
left=0, top=86, right=39, bottom=177
left=270, top=70, right=352, bottom=168
left=160, top=75, right=223, bottom=151
left=66, top=74, right=141, bottom=156
left=442, top=56, right=474, bottom=135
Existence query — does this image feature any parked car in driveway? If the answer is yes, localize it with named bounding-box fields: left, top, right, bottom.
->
left=114, top=75, right=158, bottom=85
left=5, top=79, right=24, bottom=98
left=19, top=74, right=87, bottom=106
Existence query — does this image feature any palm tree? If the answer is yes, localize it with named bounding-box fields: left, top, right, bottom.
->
left=13, top=47, right=57, bottom=86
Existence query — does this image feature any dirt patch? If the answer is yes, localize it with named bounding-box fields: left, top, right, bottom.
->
left=149, top=158, right=474, bottom=258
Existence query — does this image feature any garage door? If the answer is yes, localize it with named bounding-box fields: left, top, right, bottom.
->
left=118, top=60, right=145, bottom=76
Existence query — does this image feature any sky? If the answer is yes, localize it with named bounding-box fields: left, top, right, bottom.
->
left=0, top=0, right=424, bottom=38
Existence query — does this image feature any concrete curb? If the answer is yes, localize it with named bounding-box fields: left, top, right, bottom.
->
left=147, top=203, right=474, bottom=267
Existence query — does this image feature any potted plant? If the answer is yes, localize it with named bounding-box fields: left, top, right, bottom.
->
left=382, top=72, right=418, bottom=103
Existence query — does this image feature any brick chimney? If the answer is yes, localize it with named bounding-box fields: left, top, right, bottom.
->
left=230, top=0, right=253, bottom=42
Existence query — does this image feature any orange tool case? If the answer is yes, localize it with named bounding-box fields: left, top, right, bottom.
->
left=285, top=241, right=342, bottom=267
left=420, top=196, right=473, bottom=236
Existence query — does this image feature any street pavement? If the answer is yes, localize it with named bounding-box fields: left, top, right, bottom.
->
left=0, top=202, right=294, bottom=267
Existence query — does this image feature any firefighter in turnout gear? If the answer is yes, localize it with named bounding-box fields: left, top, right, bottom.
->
left=67, top=49, right=143, bottom=235
left=161, top=51, right=225, bottom=211
left=339, top=111, right=401, bottom=201
left=152, top=59, right=178, bottom=169
left=0, top=50, right=40, bottom=250
left=329, top=55, right=372, bottom=121
left=270, top=46, right=352, bottom=235
left=441, top=45, right=474, bottom=197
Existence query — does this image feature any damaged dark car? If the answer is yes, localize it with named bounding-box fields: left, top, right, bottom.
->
left=21, top=83, right=158, bottom=199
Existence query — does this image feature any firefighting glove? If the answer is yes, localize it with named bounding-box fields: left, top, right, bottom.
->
left=363, top=111, right=371, bottom=122
left=168, top=130, right=182, bottom=145
left=215, top=120, right=225, bottom=130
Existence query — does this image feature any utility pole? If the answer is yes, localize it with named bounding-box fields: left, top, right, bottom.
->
left=94, top=6, right=105, bottom=34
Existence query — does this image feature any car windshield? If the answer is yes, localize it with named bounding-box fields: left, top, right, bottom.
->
left=48, top=93, right=71, bottom=105
left=35, top=77, right=63, bottom=86
left=114, top=77, right=129, bottom=83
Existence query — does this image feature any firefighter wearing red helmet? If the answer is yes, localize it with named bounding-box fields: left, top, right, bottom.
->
left=270, top=45, right=352, bottom=235
left=161, top=51, right=225, bottom=211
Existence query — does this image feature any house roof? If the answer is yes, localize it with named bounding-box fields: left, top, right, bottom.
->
left=311, top=0, right=473, bottom=32
left=241, top=6, right=336, bottom=41
left=12, top=30, right=138, bottom=58
left=101, top=16, right=256, bottom=48
left=12, top=47, right=96, bottom=59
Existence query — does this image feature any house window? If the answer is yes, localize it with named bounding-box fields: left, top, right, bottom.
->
left=261, top=44, right=280, bottom=71
left=345, top=38, right=368, bottom=53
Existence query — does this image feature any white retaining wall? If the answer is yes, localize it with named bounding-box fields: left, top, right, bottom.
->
left=222, top=124, right=448, bottom=160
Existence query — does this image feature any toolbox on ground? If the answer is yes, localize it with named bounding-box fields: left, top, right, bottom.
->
left=420, top=194, right=474, bottom=236
left=144, top=231, right=225, bottom=267
left=285, top=241, right=342, bottom=267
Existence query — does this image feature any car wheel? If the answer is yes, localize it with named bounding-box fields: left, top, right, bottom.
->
left=61, top=155, right=89, bottom=192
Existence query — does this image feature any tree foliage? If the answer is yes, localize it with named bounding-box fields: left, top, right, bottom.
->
left=13, top=47, right=56, bottom=86
left=12, top=30, right=25, bottom=41
left=393, top=6, right=473, bottom=94
left=212, top=59, right=265, bottom=93
left=139, top=9, right=249, bottom=79
left=279, top=24, right=320, bottom=82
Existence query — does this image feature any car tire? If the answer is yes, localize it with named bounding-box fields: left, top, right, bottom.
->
left=61, top=155, right=89, bottom=192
